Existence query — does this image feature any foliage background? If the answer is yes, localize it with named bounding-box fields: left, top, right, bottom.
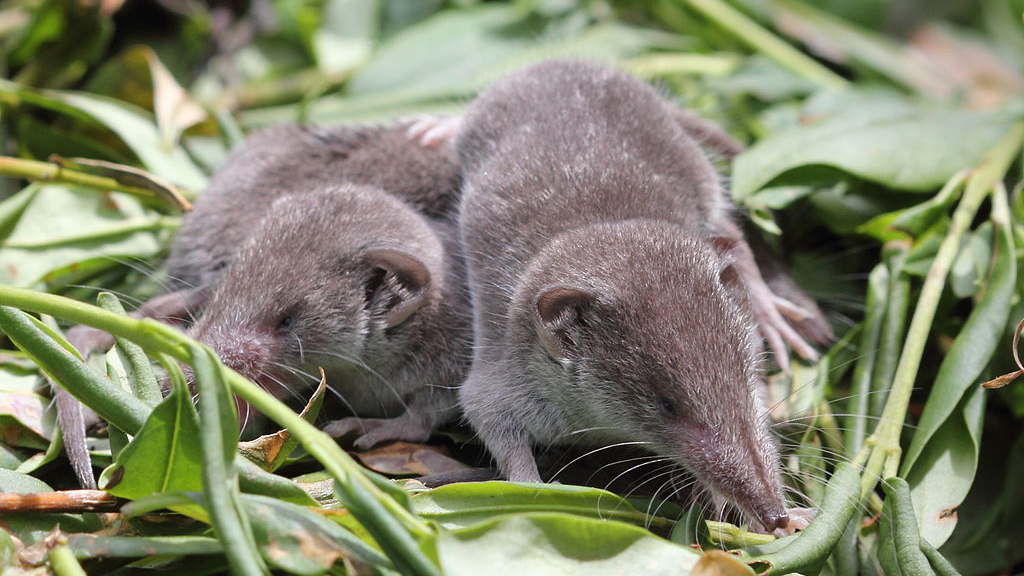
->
left=0, top=0, right=1023, bottom=574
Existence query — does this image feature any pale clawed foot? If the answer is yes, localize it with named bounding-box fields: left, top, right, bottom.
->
left=402, top=115, right=462, bottom=148
left=749, top=284, right=821, bottom=369
left=324, top=415, right=433, bottom=451
left=774, top=506, right=816, bottom=537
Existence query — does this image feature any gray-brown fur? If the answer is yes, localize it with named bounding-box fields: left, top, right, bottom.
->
left=167, top=123, right=461, bottom=295
left=190, top=186, right=470, bottom=445
left=62, top=122, right=465, bottom=485
left=454, top=60, right=790, bottom=529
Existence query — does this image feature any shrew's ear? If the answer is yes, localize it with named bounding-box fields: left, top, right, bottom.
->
left=364, top=248, right=432, bottom=328
left=533, top=286, right=594, bottom=360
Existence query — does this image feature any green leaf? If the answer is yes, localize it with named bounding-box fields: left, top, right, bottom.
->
left=0, top=185, right=166, bottom=289
left=856, top=170, right=966, bottom=243
left=99, top=372, right=204, bottom=501
left=746, top=463, right=862, bottom=576
left=949, top=225, right=993, bottom=299
left=257, top=6, right=678, bottom=126
left=0, top=306, right=150, bottom=434
left=189, top=344, right=269, bottom=575
left=733, top=93, right=1020, bottom=201
left=236, top=458, right=318, bottom=506
left=412, top=481, right=673, bottom=530
left=63, top=534, right=222, bottom=559
left=433, top=512, right=700, bottom=576
left=878, top=478, right=937, bottom=576
left=0, top=79, right=207, bottom=189
left=901, top=198, right=1016, bottom=546
left=0, top=370, right=49, bottom=451
left=243, top=493, right=392, bottom=574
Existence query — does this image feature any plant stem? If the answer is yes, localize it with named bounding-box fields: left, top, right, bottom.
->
left=48, top=543, right=87, bottom=576
left=0, top=306, right=150, bottom=432
left=0, top=156, right=191, bottom=209
left=679, top=0, right=849, bottom=90
left=858, top=122, right=1024, bottom=495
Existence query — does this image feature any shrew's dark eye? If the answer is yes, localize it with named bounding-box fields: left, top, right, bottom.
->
left=657, top=396, right=676, bottom=416
left=277, top=314, right=295, bottom=330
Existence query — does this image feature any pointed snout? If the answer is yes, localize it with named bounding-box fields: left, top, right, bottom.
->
left=757, top=508, right=789, bottom=532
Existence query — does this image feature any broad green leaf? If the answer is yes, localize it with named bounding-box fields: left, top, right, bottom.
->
left=243, top=493, right=391, bottom=574
left=0, top=185, right=166, bottom=289
left=710, top=56, right=818, bottom=101
left=0, top=80, right=207, bottom=189
left=433, top=512, right=700, bottom=576
left=313, top=0, right=378, bottom=75
left=856, top=170, right=966, bottom=243
left=0, top=371, right=48, bottom=451
left=266, top=6, right=679, bottom=126
left=902, top=199, right=1016, bottom=546
left=100, top=372, right=205, bottom=503
left=412, top=481, right=673, bottom=530
left=0, top=185, right=40, bottom=240
left=733, top=93, right=1020, bottom=201
left=47, top=91, right=208, bottom=190
left=905, top=388, right=986, bottom=549
left=941, top=428, right=1024, bottom=573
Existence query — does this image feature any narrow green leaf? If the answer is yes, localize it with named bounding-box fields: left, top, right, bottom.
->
left=189, top=343, right=268, bottom=576
left=0, top=306, right=149, bottom=433
left=746, top=462, right=862, bottom=576
left=64, top=534, right=222, bottom=559
left=412, top=481, right=673, bottom=530
left=96, top=292, right=162, bottom=406
left=877, top=478, right=936, bottom=576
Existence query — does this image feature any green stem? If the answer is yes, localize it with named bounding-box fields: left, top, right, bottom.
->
left=48, top=543, right=87, bottom=576
left=678, top=0, right=849, bottom=90
left=845, top=263, right=888, bottom=455
left=862, top=122, right=1024, bottom=491
left=0, top=306, right=150, bottom=432
left=190, top=344, right=268, bottom=576
left=97, top=293, right=162, bottom=406
left=0, top=156, right=188, bottom=208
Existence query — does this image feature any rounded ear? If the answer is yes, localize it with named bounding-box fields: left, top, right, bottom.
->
left=709, top=236, right=743, bottom=289
left=364, top=248, right=432, bottom=328
left=533, top=286, right=594, bottom=360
